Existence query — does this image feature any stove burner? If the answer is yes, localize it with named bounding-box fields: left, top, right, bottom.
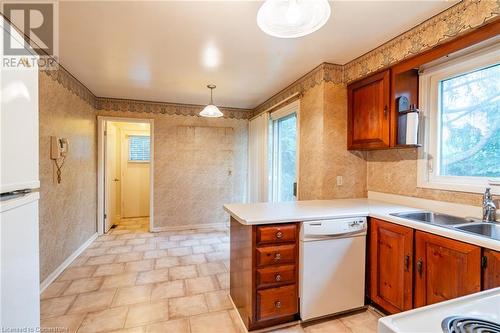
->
left=442, top=316, right=500, bottom=333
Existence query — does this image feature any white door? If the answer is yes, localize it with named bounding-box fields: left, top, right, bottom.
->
left=121, top=132, right=150, bottom=218
left=104, top=123, right=119, bottom=232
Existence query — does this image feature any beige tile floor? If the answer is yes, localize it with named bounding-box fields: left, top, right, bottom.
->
left=41, top=218, right=381, bottom=333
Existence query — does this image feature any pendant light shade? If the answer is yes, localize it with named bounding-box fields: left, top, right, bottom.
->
left=257, top=0, right=331, bottom=39
left=200, top=84, right=223, bottom=118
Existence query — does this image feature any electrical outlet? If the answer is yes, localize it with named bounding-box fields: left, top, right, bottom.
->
left=336, top=176, right=343, bottom=186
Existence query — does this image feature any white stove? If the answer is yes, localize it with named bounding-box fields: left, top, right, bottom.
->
left=378, top=288, right=500, bottom=333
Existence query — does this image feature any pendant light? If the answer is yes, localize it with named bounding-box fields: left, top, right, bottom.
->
left=200, top=84, right=223, bottom=118
left=257, top=0, right=331, bottom=39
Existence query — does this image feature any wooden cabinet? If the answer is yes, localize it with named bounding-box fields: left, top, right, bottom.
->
left=414, top=231, right=481, bottom=307
left=369, top=218, right=414, bottom=314
left=230, top=219, right=299, bottom=331
left=368, top=219, right=487, bottom=314
left=482, top=249, right=500, bottom=290
left=348, top=70, right=390, bottom=150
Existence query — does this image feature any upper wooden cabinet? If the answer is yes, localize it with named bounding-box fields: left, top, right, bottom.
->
left=483, top=249, right=500, bottom=290
left=369, top=218, right=414, bottom=314
left=348, top=70, right=390, bottom=150
left=414, top=231, right=481, bottom=308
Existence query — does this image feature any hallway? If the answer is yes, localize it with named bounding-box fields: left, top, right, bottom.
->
left=40, top=220, right=380, bottom=332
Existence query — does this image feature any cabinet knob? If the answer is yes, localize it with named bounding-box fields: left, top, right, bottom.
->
left=275, top=273, right=282, bottom=282
left=275, top=231, right=283, bottom=239
left=384, top=105, right=388, bottom=118
left=275, top=301, right=282, bottom=309
left=274, top=253, right=281, bottom=261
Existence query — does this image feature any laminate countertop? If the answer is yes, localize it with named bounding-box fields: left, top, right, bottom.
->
left=223, top=199, right=500, bottom=251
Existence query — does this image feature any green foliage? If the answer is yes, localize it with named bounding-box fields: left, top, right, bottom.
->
left=440, top=64, right=499, bottom=178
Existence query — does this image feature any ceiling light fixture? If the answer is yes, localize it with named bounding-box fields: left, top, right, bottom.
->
left=200, top=84, right=223, bottom=118
left=257, top=0, right=331, bottom=39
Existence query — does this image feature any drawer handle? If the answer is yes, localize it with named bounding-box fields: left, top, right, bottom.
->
left=276, top=231, right=283, bottom=239
left=274, top=253, right=281, bottom=261
left=275, top=273, right=282, bottom=282
left=275, top=300, right=282, bottom=309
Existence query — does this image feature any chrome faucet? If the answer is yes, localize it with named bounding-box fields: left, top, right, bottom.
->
left=482, top=188, right=497, bottom=222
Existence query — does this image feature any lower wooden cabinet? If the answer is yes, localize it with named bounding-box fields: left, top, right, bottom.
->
left=368, top=218, right=493, bottom=314
left=230, top=219, right=299, bottom=331
left=414, top=231, right=481, bottom=307
left=482, top=249, right=500, bottom=290
left=369, top=218, right=414, bottom=313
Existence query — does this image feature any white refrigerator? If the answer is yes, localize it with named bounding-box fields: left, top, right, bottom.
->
left=0, top=17, right=41, bottom=328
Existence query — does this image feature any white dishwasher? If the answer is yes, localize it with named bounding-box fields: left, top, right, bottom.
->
left=299, top=217, right=367, bottom=322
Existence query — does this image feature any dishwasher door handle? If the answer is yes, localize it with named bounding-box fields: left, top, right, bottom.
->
left=302, top=230, right=366, bottom=240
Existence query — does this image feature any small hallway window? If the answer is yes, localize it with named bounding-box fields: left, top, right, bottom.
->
left=128, top=135, right=150, bottom=162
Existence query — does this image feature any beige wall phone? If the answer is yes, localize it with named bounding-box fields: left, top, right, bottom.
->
left=50, top=136, right=69, bottom=183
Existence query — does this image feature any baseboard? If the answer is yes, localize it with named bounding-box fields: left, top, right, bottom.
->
left=40, top=232, right=98, bottom=293
left=151, top=222, right=228, bottom=232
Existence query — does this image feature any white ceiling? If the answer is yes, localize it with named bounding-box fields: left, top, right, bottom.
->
left=59, top=1, right=456, bottom=109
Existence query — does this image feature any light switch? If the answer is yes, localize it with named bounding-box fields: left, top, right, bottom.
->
left=336, top=176, right=343, bottom=186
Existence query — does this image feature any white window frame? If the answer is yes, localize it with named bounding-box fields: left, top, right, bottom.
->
left=269, top=100, right=300, bottom=202
left=127, top=134, right=151, bottom=163
left=417, top=44, right=500, bottom=195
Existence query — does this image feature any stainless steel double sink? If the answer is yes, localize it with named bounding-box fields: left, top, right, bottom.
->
left=390, top=211, right=500, bottom=241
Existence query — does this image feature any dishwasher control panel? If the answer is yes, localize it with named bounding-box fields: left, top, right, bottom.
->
left=301, top=217, right=367, bottom=239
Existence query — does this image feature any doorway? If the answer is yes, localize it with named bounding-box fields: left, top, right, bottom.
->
left=97, top=117, right=154, bottom=234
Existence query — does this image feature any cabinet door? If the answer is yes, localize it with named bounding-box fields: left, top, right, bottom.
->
left=369, top=218, right=413, bottom=313
left=348, top=70, right=390, bottom=150
left=483, top=249, right=500, bottom=290
left=414, top=231, right=481, bottom=307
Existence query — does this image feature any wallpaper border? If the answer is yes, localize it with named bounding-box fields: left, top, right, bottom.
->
left=95, top=97, right=252, bottom=120
left=343, top=0, right=500, bottom=83
left=41, top=68, right=252, bottom=119
left=252, top=63, right=344, bottom=116
left=40, top=0, right=498, bottom=120
left=252, top=0, right=499, bottom=116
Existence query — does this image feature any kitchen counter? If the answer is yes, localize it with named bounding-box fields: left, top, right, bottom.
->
left=224, top=198, right=500, bottom=251
left=378, top=287, right=500, bottom=333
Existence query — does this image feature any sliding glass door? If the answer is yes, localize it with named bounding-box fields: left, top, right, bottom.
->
left=270, top=111, right=297, bottom=202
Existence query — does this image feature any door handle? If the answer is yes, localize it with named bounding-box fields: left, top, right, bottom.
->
left=383, top=105, right=388, bottom=118
left=404, top=255, right=410, bottom=272
left=113, top=178, right=120, bottom=182
left=417, top=259, right=423, bottom=276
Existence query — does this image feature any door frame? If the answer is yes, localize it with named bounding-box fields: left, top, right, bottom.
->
left=97, top=116, right=155, bottom=235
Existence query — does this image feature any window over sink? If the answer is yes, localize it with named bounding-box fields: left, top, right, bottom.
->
left=418, top=44, right=500, bottom=194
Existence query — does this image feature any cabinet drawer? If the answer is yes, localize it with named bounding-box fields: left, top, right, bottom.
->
left=257, top=285, right=297, bottom=321
left=256, top=225, right=296, bottom=245
left=256, top=265, right=295, bottom=288
left=256, top=244, right=296, bottom=267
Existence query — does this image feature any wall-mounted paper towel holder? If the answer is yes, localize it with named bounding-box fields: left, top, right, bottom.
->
left=396, top=96, right=422, bottom=147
